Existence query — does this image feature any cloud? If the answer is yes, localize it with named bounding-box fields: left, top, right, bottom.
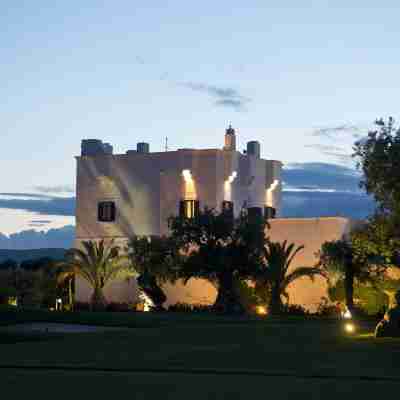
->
left=307, top=124, right=369, bottom=165
left=282, top=162, right=361, bottom=192
left=33, top=185, right=75, bottom=194
left=304, top=144, right=353, bottom=165
left=177, top=81, right=250, bottom=111
left=0, top=193, right=52, bottom=200
left=135, top=56, right=145, bottom=65
left=0, top=225, right=74, bottom=250
left=0, top=196, right=75, bottom=216
left=281, top=162, right=375, bottom=219
left=311, top=124, right=364, bottom=140
left=281, top=191, right=375, bottom=219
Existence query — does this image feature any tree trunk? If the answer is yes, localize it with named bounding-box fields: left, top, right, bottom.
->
left=68, top=277, right=73, bottom=311
left=91, top=286, right=107, bottom=311
left=213, top=271, right=244, bottom=314
left=269, top=283, right=282, bottom=315
left=344, top=268, right=355, bottom=314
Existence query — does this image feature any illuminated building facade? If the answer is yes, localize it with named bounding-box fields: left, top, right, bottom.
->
left=75, top=126, right=282, bottom=240
left=74, top=127, right=356, bottom=311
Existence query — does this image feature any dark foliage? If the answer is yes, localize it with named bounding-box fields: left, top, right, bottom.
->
left=168, top=302, right=213, bottom=313
left=281, top=303, right=309, bottom=316
left=169, top=207, right=268, bottom=314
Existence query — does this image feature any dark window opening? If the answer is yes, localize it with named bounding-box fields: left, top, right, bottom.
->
left=179, top=200, right=199, bottom=219
left=247, top=207, right=263, bottom=223
left=98, top=201, right=116, bottom=222
left=222, top=201, right=234, bottom=218
left=264, top=206, right=276, bottom=220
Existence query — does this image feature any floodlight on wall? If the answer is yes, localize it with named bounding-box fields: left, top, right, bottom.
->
left=182, top=169, right=192, bottom=180
left=228, top=171, right=237, bottom=184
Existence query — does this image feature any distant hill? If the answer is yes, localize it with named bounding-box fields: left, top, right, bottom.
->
left=0, top=248, right=67, bottom=263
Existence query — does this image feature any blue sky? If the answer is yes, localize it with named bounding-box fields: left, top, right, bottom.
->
left=1, top=1, right=396, bottom=244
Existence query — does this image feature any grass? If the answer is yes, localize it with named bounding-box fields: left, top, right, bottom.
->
left=1, top=309, right=400, bottom=398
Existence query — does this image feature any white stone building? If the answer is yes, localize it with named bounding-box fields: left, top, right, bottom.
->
left=74, top=127, right=355, bottom=311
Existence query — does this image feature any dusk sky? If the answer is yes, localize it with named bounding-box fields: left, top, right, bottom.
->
left=1, top=1, right=396, bottom=243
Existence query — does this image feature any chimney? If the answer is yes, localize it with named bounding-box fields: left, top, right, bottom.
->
left=137, top=142, right=150, bottom=153
left=247, top=141, right=260, bottom=158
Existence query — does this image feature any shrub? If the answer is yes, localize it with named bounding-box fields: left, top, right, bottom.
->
left=74, top=301, right=91, bottom=311
left=106, top=302, right=133, bottom=312
left=316, top=297, right=340, bottom=317
left=281, top=304, right=309, bottom=316
left=168, top=302, right=212, bottom=313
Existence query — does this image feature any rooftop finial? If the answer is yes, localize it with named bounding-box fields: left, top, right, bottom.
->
left=224, top=124, right=236, bottom=151
left=226, top=124, right=235, bottom=135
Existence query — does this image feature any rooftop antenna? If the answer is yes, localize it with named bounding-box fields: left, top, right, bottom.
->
left=165, top=136, right=169, bottom=152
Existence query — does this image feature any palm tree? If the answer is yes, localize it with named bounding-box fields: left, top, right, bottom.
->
left=60, top=240, right=131, bottom=310
left=258, top=240, right=326, bottom=315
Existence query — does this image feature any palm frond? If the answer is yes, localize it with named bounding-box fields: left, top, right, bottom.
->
left=282, top=266, right=326, bottom=290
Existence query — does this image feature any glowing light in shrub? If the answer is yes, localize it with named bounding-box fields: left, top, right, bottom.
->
left=343, top=309, right=352, bottom=319
left=256, top=305, right=267, bottom=315
left=344, top=322, right=355, bottom=333
left=8, top=297, right=17, bottom=306
left=139, top=291, right=154, bottom=312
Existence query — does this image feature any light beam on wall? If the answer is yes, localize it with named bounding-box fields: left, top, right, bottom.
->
left=224, top=171, right=237, bottom=201
left=266, top=179, right=280, bottom=208
left=182, top=169, right=196, bottom=200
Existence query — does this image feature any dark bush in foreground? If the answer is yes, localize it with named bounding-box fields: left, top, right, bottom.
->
left=375, top=290, right=400, bottom=338
left=281, top=304, right=309, bottom=316
left=106, top=302, right=135, bottom=312
left=168, top=302, right=213, bottom=313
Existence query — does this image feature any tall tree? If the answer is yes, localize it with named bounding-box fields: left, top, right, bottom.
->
left=319, top=240, right=358, bottom=313
left=60, top=240, right=131, bottom=310
left=169, top=207, right=267, bottom=314
left=257, top=240, right=325, bottom=314
left=127, top=235, right=181, bottom=310
left=354, top=117, right=400, bottom=216
left=318, top=225, right=389, bottom=315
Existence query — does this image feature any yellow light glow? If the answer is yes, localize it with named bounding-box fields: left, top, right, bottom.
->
left=182, top=169, right=196, bottom=200
left=256, top=306, right=267, bottom=315
left=344, top=323, right=355, bottom=333
left=343, top=309, right=352, bottom=319
left=182, top=169, right=191, bottom=180
left=8, top=297, right=17, bottom=306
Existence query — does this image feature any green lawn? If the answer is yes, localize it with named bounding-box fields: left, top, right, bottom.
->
left=1, top=309, right=400, bottom=399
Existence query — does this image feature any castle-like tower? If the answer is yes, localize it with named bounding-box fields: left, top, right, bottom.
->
left=75, top=126, right=282, bottom=241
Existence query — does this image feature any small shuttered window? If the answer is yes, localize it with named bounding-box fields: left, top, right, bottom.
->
left=98, top=201, right=116, bottom=222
